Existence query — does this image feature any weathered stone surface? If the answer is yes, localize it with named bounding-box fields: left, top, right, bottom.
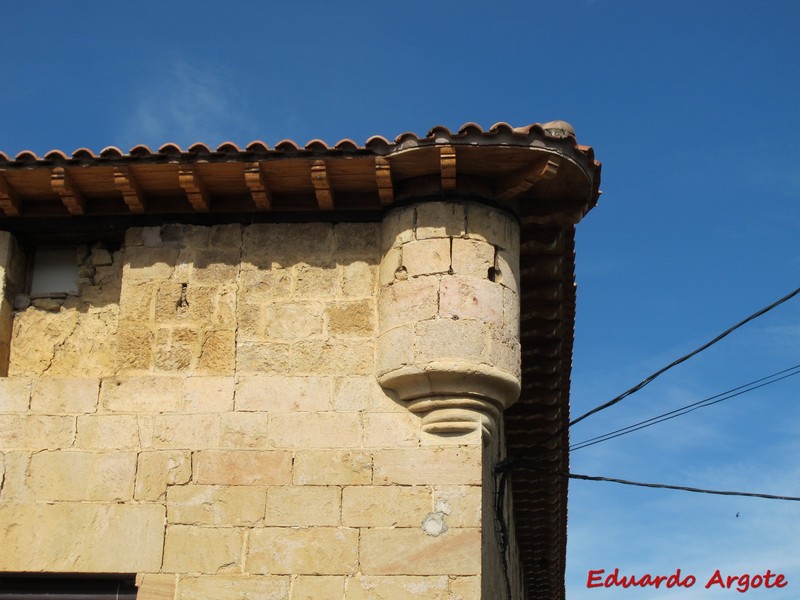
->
left=193, top=450, right=292, bottom=485
left=31, top=377, right=99, bottom=414
left=265, top=485, right=340, bottom=526
left=360, top=528, right=481, bottom=575
left=235, top=341, right=291, bottom=374
left=438, top=276, right=503, bottom=324
left=268, top=412, right=362, bottom=448
left=177, top=575, right=290, bottom=600
left=246, top=527, right=358, bottom=575
left=415, top=203, right=466, bottom=240
left=345, top=576, right=450, bottom=600
left=341, top=261, right=376, bottom=297
left=342, top=486, right=431, bottom=527
left=363, top=412, right=420, bottom=447
left=333, top=376, right=399, bottom=412
left=433, top=485, right=482, bottom=528
left=326, top=300, right=375, bottom=336
left=0, top=503, right=165, bottom=572
left=76, top=414, right=139, bottom=449
left=123, top=246, right=179, bottom=281
left=135, top=450, right=192, bottom=501
left=219, top=412, right=271, bottom=449
left=183, top=376, right=234, bottom=412
left=373, top=447, right=481, bottom=486
left=136, top=574, right=176, bottom=600
left=377, top=276, right=438, bottom=331
left=235, top=375, right=333, bottom=412
left=0, top=415, right=75, bottom=450
left=381, top=206, right=415, bottom=252
left=334, top=222, right=380, bottom=257
left=293, top=575, right=344, bottom=600
left=152, top=414, right=220, bottom=449
left=291, top=339, right=373, bottom=375
left=264, top=302, right=324, bottom=340
left=0, top=377, right=30, bottom=412
left=293, top=264, right=339, bottom=299
left=449, top=576, right=481, bottom=599
left=27, top=451, right=136, bottom=501
left=163, top=525, right=243, bottom=574
left=465, top=203, right=519, bottom=251
left=167, top=484, right=266, bottom=526
left=451, top=238, right=495, bottom=279
left=101, top=376, right=183, bottom=412
left=293, top=450, right=372, bottom=485
left=414, top=318, right=491, bottom=364
left=402, top=238, right=451, bottom=277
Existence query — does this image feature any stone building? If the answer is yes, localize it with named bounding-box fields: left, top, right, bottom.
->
left=0, top=122, right=600, bottom=599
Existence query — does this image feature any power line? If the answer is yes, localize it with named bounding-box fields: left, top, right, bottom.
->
left=568, top=284, right=800, bottom=430
left=571, top=363, right=800, bottom=451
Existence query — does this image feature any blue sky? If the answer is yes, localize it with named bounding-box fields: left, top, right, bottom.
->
left=2, top=2, right=799, bottom=597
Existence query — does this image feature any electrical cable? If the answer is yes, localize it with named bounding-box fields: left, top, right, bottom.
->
left=571, top=363, right=800, bottom=451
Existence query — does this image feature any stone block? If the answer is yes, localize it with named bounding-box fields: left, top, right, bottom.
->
left=27, top=450, right=136, bottom=501
left=293, top=450, right=372, bottom=485
left=449, top=576, right=481, bottom=599
left=375, top=324, right=415, bottom=376
left=196, top=329, right=236, bottom=374
left=402, top=238, right=451, bottom=277
left=433, top=485, right=482, bottom=528
left=292, top=576, right=344, bottom=600
left=342, top=261, right=377, bottom=297
left=345, top=576, right=449, bottom=600
left=123, top=246, right=179, bottom=281
left=101, top=376, right=183, bottom=413
left=76, top=414, right=140, bottom=449
left=333, top=376, right=398, bottom=412
left=264, top=302, right=324, bottom=340
left=325, top=300, right=375, bottom=337
left=363, top=412, right=420, bottom=447
left=167, top=484, right=266, bottom=526
left=265, top=485, right=341, bottom=526
left=415, top=202, right=466, bottom=240
left=219, top=412, right=271, bottom=449
left=152, top=414, right=220, bottom=449
left=190, top=250, right=241, bottom=284
left=360, top=528, right=481, bottom=575
left=414, top=319, right=491, bottom=364
left=136, top=574, right=176, bottom=600
left=465, top=203, right=519, bottom=252
left=116, top=324, right=155, bottom=372
left=235, top=341, right=291, bottom=374
left=0, top=415, right=75, bottom=450
left=210, top=223, right=243, bottom=247
left=0, top=451, right=27, bottom=501
left=193, top=450, right=292, bottom=485
left=235, top=375, right=333, bottom=412
left=163, top=525, right=243, bottom=574
left=135, top=450, right=192, bottom=501
left=334, top=222, right=380, bottom=257
left=120, top=281, right=157, bottom=320
left=378, top=246, right=403, bottom=287
left=380, top=206, right=415, bottom=252
left=377, top=276, right=438, bottom=331
left=291, top=339, right=373, bottom=375
left=243, top=223, right=334, bottom=267
left=438, top=275, right=503, bottom=324
left=0, top=377, right=30, bottom=412
left=30, top=378, right=99, bottom=414
left=268, top=412, right=362, bottom=448
left=177, top=576, right=290, bottom=600
left=342, top=486, right=431, bottom=527
left=246, top=527, right=358, bottom=575
left=183, top=376, right=235, bottom=412
left=0, top=503, right=165, bottom=572
left=238, top=267, right=292, bottom=301
left=293, top=264, right=339, bottom=299
left=153, top=327, right=199, bottom=372
left=373, top=447, right=481, bottom=486
left=451, top=238, right=495, bottom=278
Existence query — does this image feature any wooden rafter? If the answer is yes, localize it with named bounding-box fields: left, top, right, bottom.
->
left=50, top=167, right=85, bottom=215
left=113, top=167, right=146, bottom=213
left=439, top=145, right=457, bottom=191
left=0, top=172, right=21, bottom=217
left=496, top=156, right=561, bottom=202
left=310, top=160, right=334, bottom=210
left=178, top=166, right=210, bottom=212
left=244, top=162, right=272, bottom=210
left=374, top=157, right=394, bottom=206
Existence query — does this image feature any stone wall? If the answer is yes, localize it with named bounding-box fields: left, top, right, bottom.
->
left=0, top=209, right=522, bottom=599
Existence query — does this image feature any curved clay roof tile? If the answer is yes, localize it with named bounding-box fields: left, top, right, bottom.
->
left=488, top=122, right=514, bottom=134
left=216, top=141, right=242, bottom=154
left=541, top=120, right=576, bottom=139
left=14, top=150, right=40, bottom=163
left=333, top=139, right=359, bottom=151
left=364, top=135, right=391, bottom=152
left=0, top=151, right=11, bottom=163
left=304, top=139, right=330, bottom=151
left=426, top=125, right=453, bottom=138
left=188, top=142, right=213, bottom=155
left=44, top=149, right=70, bottom=161
left=274, top=139, right=300, bottom=152
left=99, top=146, right=124, bottom=158
left=72, top=148, right=97, bottom=160
left=129, top=144, right=154, bottom=157
left=245, top=141, right=271, bottom=153
left=158, top=143, right=184, bottom=156
left=457, top=122, right=484, bottom=135
left=393, top=131, right=420, bottom=144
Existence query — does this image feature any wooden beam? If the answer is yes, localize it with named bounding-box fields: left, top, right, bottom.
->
left=244, top=162, right=272, bottom=210
left=0, top=172, right=21, bottom=216
left=113, top=167, right=146, bottom=213
left=374, top=157, right=394, bottom=206
left=50, top=167, right=85, bottom=215
left=439, top=145, right=456, bottom=191
left=310, top=160, right=334, bottom=210
left=496, top=156, right=561, bottom=202
left=178, top=166, right=210, bottom=212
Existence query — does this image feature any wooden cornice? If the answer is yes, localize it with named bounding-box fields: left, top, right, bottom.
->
left=113, top=167, right=146, bottom=214
left=50, top=167, right=85, bottom=215
left=310, top=160, right=334, bottom=210
left=178, top=166, right=210, bottom=212
left=374, top=157, right=394, bottom=206
left=0, top=172, right=21, bottom=217
left=244, top=162, right=272, bottom=210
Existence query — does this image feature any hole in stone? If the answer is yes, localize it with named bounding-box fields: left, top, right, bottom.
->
left=487, top=267, right=498, bottom=282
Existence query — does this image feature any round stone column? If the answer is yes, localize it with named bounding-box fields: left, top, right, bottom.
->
left=376, top=201, right=521, bottom=438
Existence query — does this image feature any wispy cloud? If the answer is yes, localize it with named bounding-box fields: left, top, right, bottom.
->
left=118, top=58, right=257, bottom=149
